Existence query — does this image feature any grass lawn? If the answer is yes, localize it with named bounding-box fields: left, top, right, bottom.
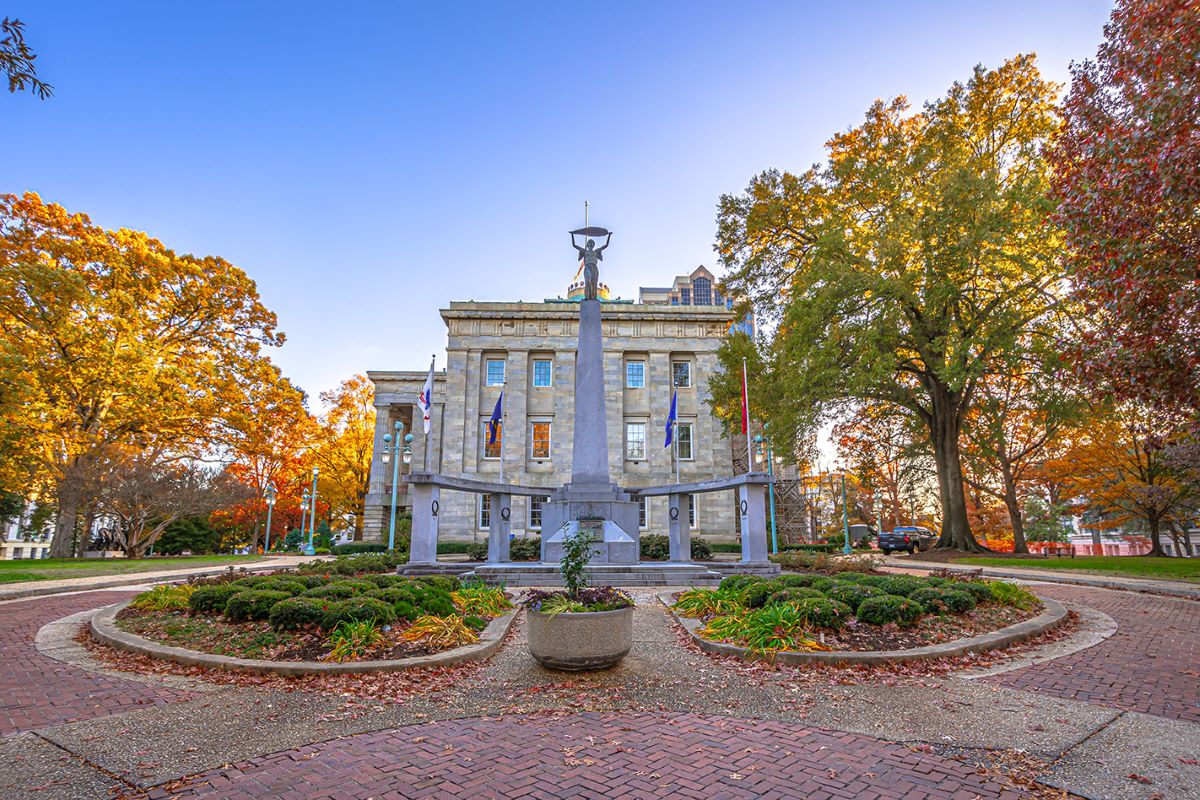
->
left=957, top=555, right=1200, bottom=583
left=0, top=555, right=267, bottom=584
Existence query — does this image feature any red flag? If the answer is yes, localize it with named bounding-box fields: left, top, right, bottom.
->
left=741, top=358, right=750, bottom=434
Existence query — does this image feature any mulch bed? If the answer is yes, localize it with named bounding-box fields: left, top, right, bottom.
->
left=818, top=603, right=1038, bottom=651
left=115, top=608, right=467, bottom=662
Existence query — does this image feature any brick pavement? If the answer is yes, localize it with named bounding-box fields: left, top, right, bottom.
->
left=150, top=712, right=1030, bottom=800
left=0, top=591, right=192, bottom=737
left=986, top=584, right=1200, bottom=723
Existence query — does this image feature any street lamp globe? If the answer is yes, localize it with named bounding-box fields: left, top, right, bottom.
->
left=381, top=432, right=392, bottom=463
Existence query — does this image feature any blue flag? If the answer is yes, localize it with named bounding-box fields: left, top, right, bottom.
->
left=487, top=391, right=503, bottom=445
left=664, top=390, right=677, bottom=447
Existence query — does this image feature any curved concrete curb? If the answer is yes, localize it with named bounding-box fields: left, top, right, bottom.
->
left=660, top=592, right=1068, bottom=666
left=90, top=601, right=519, bottom=676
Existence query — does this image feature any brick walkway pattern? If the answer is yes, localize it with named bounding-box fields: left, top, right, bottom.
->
left=0, top=591, right=191, bottom=736
left=154, top=712, right=1028, bottom=800
left=987, top=585, right=1200, bottom=723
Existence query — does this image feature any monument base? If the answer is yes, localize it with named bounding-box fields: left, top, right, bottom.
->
left=541, top=487, right=640, bottom=565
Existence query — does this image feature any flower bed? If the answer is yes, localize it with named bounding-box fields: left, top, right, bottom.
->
left=115, top=563, right=511, bottom=663
left=673, top=572, right=1042, bottom=656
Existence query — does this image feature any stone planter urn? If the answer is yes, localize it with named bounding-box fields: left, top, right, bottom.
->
left=527, top=605, right=634, bottom=670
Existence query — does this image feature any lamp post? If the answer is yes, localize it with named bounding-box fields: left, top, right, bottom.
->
left=381, top=420, right=414, bottom=552
left=263, top=482, right=277, bottom=554
left=754, top=433, right=779, bottom=555
left=304, top=467, right=319, bottom=556
left=299, top=489, right=310, bottom=552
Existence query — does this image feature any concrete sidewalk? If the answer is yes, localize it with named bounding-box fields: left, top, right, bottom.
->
left=886, top=556, right=1200, bottom=599
left=0, top=555, right=324, bottom=603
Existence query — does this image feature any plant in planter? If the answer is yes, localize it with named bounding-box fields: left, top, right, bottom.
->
left=523, top=525, right=634, bottom=670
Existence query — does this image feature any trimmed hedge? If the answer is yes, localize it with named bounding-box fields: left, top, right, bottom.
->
left=302, top=584, right=358, bottom=601
left=877, top=575, right=928, bottom=597
left=189, top=584, right=243, bottom=614
left=224, top=590, right=291, bottom=621
left=321, top=597, right=397, bottom=629
left=331, top=542, right=388, bottom=555
left=856, top=594, right=923, bottom=627
left=768, top=587, right=826, bottom=606
left=744, top=580, right=785, bottom=608
left=792, top=596, right=853, bottom=630
left=823, top=582, right=884, bottom=611
left=707, top=542, right=742, bottom=553
left=436, top=541, right=477, bottom=555
left=268, top=597, right=326, bottom=630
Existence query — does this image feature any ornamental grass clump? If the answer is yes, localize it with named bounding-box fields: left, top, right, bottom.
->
left=672, top=588, right=744, bottom=619
left=326, top=620, right=383, bottom=662
left=399, top=615, right=479, bottom=648
left=741, top=605, right=831, bottom=655
left=130, top=584, right=195, bottom=612
left=988, top=580, right=1040, bottom=610
left=451, top=584, right=512, bottom=618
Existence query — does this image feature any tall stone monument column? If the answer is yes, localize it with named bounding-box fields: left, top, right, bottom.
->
left=541, top=224, right=640, bottom=564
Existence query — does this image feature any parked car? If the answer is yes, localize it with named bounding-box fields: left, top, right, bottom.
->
left=878, top=526, right=937, bottom=555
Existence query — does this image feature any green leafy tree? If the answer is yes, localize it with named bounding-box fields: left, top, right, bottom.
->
left=714, top=56, right=1063, bottom=551
left=154, top=516, right=222, bottom=555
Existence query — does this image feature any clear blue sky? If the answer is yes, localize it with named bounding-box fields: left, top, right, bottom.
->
left=5, top=1, right=1112, bottom=408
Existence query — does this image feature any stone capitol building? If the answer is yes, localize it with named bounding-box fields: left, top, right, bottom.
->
left=364, top=265, right=749, bottom=545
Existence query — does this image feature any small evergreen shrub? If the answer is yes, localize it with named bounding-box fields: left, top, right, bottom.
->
left=719, top=574, right=763, bottom=593
left=333, top=579, right=378, bottom=594
left=297, top=574, right=330, bottom=589
left=189, top=584, right=243, bottom=614
left=955, top=581, right=994, bottom=604
left=321, top=597, right=397, bottom=629
left=909, top=587, right=949, bottom=612
left=232, top=575, right=276, bottom=587
left=436, top=541, right=477, bottom=555
left=466, top=541, right=489, bottom=561
left=809, top=576, right=837, bottom=593
left=707, top=542, right=742, bottom=553
left=303, top=584, right=358, bottom=601
left=776, top=574, right=824, bottom=589
left=823, top=582, right=883, bottom=611
left=690, top=538, right=713, bottom=560
left=268, top=597, right=326, bottom=630
left=254, top=578, right=307, bottom=596
left=366, top=574, right=411, bottom=589
left=856, top=594, right=923, bottom=627
left=855, top=574, right=893, bottom=589
left=877, top=575, right=928, bottom=597
left=939, top=588, right=976, bottom=613
left=224, top=590, right=291, bottom=621
left=792, top=596, right=853, bottom=630
left=510, top=537, right=541, bottom=561
left=768, top=587, right=827, bottom=606
left=331, top=542, right=388, bottom=555
left=416, top=575, right=460, bottom=593
left=744, top=580, right=785, bottom=608
left=639, top=534, right=671, bottom=561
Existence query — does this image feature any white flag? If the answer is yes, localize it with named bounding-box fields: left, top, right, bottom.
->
left=418, top=356, right=435, bottom=433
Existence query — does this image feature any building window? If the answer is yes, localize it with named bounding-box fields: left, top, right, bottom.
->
left=530, top=421, right=551, bottom=460
left=478, top=494, right=491, bottom=529
left=625, top=421, right=647, bottom=460
left=676, top=421, right=693, bottom=460
left=529, top=495, right=547, bottom=530
left=481, top=419, right=502, bottom=459
left=485, top=359, right=505, bottom=386
left=532, top=359, right=552, bottom=387
left=672, top=361, right=691, bottom=388
left=680, top=287, right=691, bottom=305
left=638, top=496, right=648, bottom=529
left=688, top=494, right=698, bottom=529
left=693, top=276, right=712, bottom=305
left=626, top=360, right=645, bottom=389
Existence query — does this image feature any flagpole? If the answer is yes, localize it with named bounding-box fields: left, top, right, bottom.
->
left=425, top=355, right=435, bottom=471
left=674, top=420, right=680, bottom=484
left=500, top=382, right=506, bottom=486
left=742, top=357, right=753, bottom=473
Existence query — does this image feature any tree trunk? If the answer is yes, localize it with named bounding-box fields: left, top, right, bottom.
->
left=74, top=505, right=95, bottom=558
left=1001, top=467, right=1028, bottom=554
left=928, top=387, right=984, bottom=552
left=1146, top=514, right=1167, bottom=557
left=49, top=494, right=79, bottom=558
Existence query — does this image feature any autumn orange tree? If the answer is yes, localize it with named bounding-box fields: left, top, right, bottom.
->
left=835, top=403, right=932, bottom=533
left=308, top=374, right=376, bottom=540
left=714, top=56, right=1064, bottom=551
left=0, top=193, right=285, bottom=557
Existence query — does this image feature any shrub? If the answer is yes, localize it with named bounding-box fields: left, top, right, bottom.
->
left=295, top=574, right=329, bottom=589
left=639, top=534, right=671, bottom=561
left=313, top=547, right=331, bottom=555
left=327, top=620, right=382, bottom=661
left=466, top=541, right=489, bottom=561
left=909, top=587, right=949, bottom=612
left=463, top=615, right=488, bottom=632
left=331, top=542, right=388, bottom=555
left=831, top=572, right=868, bottom=583
left=690, top=538, right=713, bottom=560
left=744, top=580, right=785, bottom=608
left=130, top=584, right=195, bottom=611
left=856, top=595, right=923, bottom=627
left=707, top=542, right=742, bottom=553
left=268, top=597, right=326, bottom=631
left=253, top=578, right=307, bottom=596
left=436, top=541, right=477, bottom=555
left=366, top=573, right=411, bottom=589
left=768, top=587, right=826, bottom=606
left=780, top=543, right=838, bottom=553
left=955, top=581, right=995, bottom=604
left=510, top=537, right=541, bottom=561
left=776, top=574, right=825, bottom=589
left=809, top=577, right=837, bottom=593
left=331, top=579, right=378, bottom=594
left=855, top=574, right=893, bottom=589
left=232, top=575, right=276, bottom=587
left=303, top=584, right=358, bottom=601
left=792, top=596, right=853, bottom=630
left=719, top=574, right=764, bottom=593
left=823, top=582, right=883, bottom=611
left=989, top=581, right=1039, bottom=610
left=189, top=584, right=244, bottom=614
left=399, top=615, right=479, bottom=648
left=878, top=575, right=928, bottom=597
left=416, top=575, right=460, bottom=593
left=939, top=589, right=976, bottom=613
left=342, top=555, right=393, bottom=574
left=321, top=597, right=397, bottom=629
left=224, top=590, right=291, bottom=621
